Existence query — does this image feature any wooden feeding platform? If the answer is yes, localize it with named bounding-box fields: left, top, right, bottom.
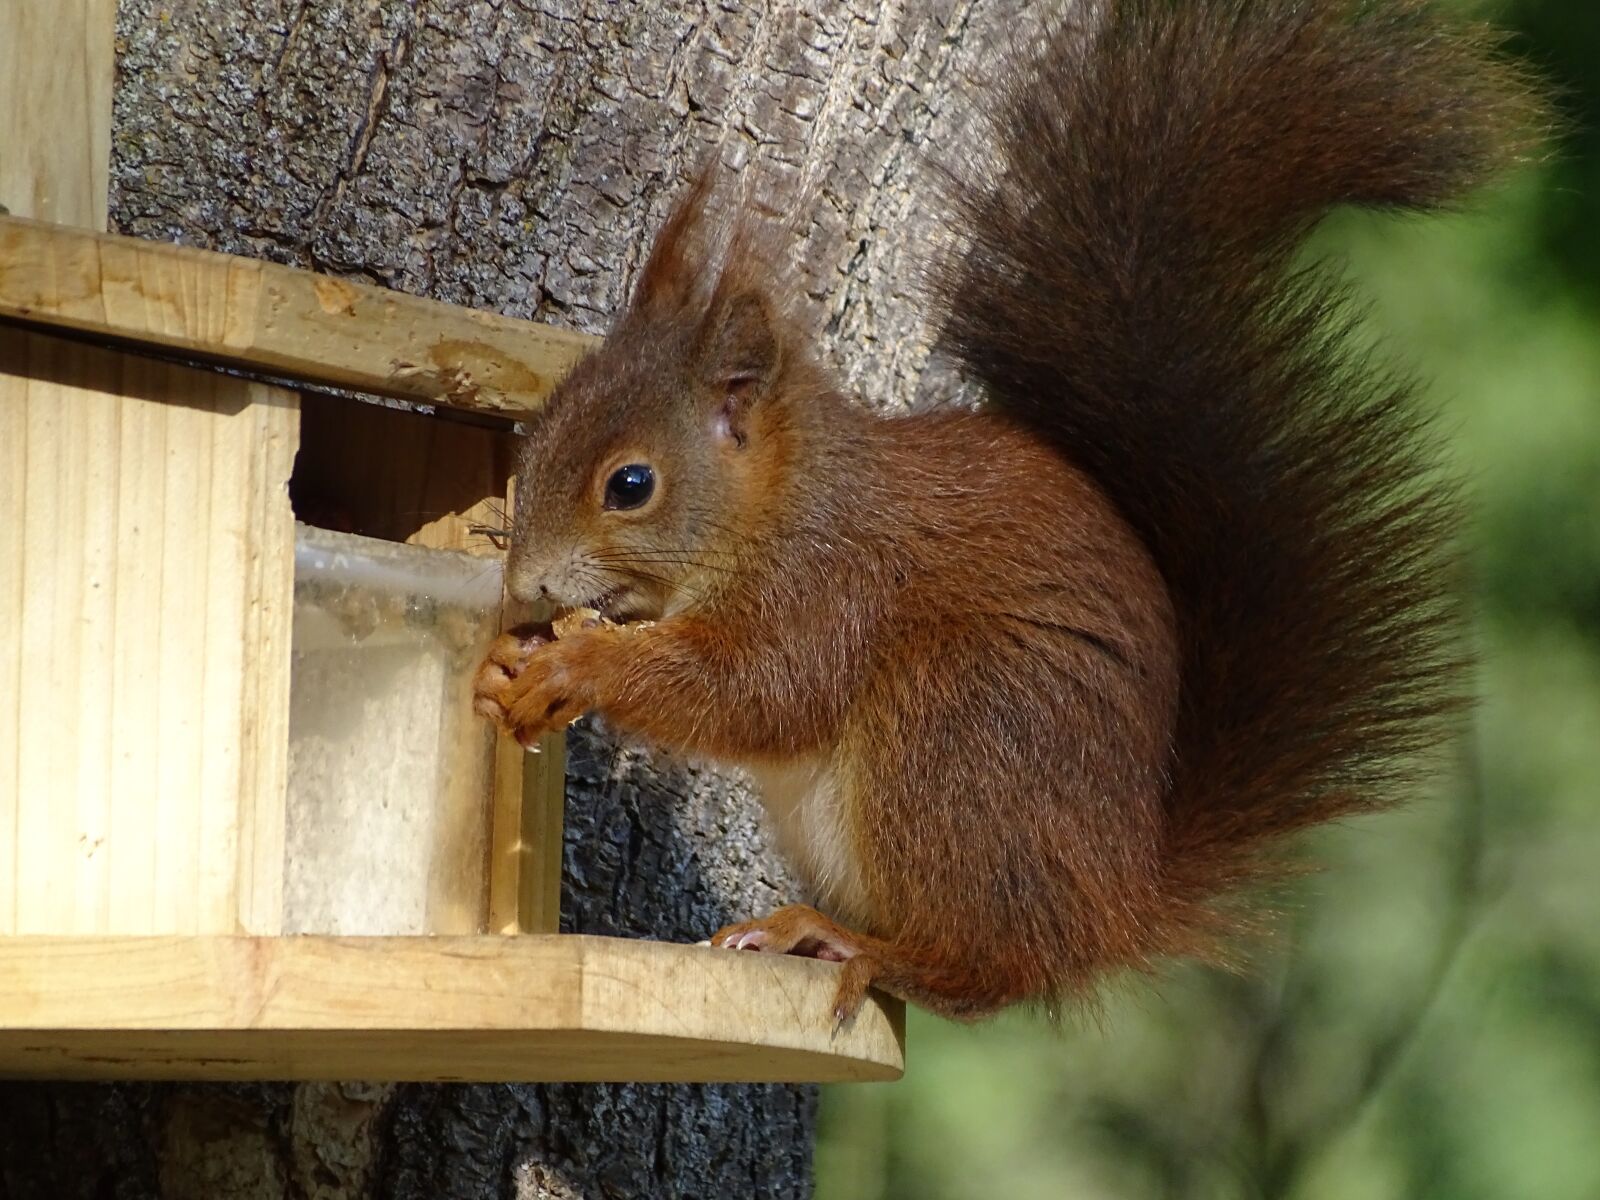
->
left=0, top=3, right=904, bottom=1082
left=0, top=936, right=903, bottom=1083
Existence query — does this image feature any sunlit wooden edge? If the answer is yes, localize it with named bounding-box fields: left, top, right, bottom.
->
left=0, top=934, right=905, bottom=1083
left=0, top=214, right=596, bottom=418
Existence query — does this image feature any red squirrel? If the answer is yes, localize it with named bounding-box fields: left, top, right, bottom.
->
left=473, top=0, right=1538, bottom=1022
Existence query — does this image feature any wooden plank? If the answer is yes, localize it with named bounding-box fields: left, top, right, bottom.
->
left=0, top=1, right=295, bottom=937
left=489, top=737, right=531, bottom=934
left=518, top=731, right=568, bottom=934
left=0, top=328, right=298, bottom=935
left=487, top=705, right=565, bottom=935
left=488, top=478, right=565, bottom=936
left=0, top=1, right=114, bottom=231
left=0, top=0, right=118, bottom=936
left=0, top=935, right=906, bottom=1083
left=234, top=397, right=299, bottom=936
left=0, top=215, right=594, bottom=417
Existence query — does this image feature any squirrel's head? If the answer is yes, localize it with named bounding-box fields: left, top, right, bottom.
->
left=507, top=173, right=810, bottom=621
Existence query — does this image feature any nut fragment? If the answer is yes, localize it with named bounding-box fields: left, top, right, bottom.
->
left=551, top=607, right=607, bottom=639
left=550, top=607, right=655, bottom=639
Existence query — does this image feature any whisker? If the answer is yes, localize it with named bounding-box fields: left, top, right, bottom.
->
left=595, top=563, right=736, bottom=582
left=631, top=572, right=709, bottom=605
left=459, top=559, right=505, bottom=596
left=591, top=555, right=740, bottom=576
left=588, top=561, right=709, bottom=606
left=589, top=546, right=743, bottom=564
left=592, top=547, right=745, bottom=563
left=591, top=545, right=746, bottom=562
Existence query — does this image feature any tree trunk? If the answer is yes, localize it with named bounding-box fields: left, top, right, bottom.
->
left=0, top=0, right=1014, bottom=1195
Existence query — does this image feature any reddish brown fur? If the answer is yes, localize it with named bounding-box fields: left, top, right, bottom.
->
left=474, top=0, right=1540, bottom=1021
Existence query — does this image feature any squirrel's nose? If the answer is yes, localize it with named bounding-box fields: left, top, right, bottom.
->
left=504, top=557, right=549, bottom=606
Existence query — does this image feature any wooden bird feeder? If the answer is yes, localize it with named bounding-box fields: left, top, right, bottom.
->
left=0, top=3, right=903, bottom=1084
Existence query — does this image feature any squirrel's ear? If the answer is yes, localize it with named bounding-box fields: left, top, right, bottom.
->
left=702, top=288, right=780, bottom=449
left=630, top=167, right=718, bottom=318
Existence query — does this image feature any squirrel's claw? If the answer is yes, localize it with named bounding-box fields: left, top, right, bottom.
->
left=710, top=905, right=878, bottom=1025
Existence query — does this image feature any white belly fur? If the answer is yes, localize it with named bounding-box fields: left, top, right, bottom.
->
left=742, top=753, right=870, bottom=926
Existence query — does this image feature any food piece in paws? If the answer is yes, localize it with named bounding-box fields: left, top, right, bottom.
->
left=550, top=607, right=655, bottom=639
left=551, top=607, right=608, bottom=639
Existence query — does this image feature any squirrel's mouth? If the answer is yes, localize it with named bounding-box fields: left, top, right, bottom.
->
left=587, top=585, right=624, bottom=616
left=591, top=585, right=647, bottom=623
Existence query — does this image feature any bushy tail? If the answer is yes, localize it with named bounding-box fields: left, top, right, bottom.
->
left=931, top=0, right=1539, bottom=944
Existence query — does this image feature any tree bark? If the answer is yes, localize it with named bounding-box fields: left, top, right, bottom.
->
left=0, top=0, right=1017, bottom=1195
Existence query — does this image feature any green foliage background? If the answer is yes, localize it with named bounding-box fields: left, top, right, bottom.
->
left=816, top=1, right=1600, bottom=1195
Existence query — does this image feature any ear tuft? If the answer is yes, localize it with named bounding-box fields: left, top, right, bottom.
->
left=630, top=165, right=719, bottom=317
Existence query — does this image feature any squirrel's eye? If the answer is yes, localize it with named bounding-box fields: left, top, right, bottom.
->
left=604, top=463, right=656, bottom=510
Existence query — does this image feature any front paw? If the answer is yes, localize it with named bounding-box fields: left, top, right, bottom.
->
left=473, top=625, right=588, bottom=746
left=473, top=624, right=548, bottom=726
